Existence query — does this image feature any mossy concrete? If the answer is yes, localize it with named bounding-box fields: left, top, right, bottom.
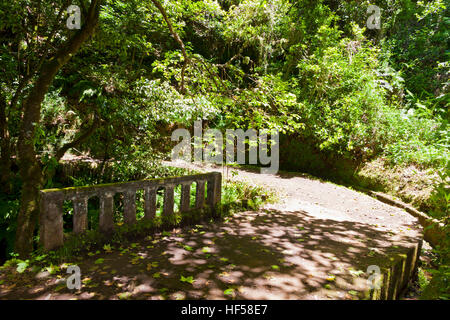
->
left=39, top=172, right=221, bottom=251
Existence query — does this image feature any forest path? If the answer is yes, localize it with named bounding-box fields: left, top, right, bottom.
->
left=0, top=161, right=423, bottom=300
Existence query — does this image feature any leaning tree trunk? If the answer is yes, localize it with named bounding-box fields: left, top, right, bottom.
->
left=15, top=0, right=102, bottom=257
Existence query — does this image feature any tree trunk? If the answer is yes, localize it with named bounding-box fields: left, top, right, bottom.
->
left=14, top=0, right=102, bottom=257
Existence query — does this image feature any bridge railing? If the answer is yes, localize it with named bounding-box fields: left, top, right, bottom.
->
left=39, top=172, right=222, bottom=251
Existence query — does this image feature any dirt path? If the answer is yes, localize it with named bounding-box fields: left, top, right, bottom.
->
left=168, top=160, right=421, bottom=231
left=0, top=161, right=423, bottom=300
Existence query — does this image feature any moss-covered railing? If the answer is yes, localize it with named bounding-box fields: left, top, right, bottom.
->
left=39, top=173, right=222, bottom=251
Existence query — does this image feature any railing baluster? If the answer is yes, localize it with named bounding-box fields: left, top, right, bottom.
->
left=99, top=193, right=114, bottom=233
left=163, top=184, right=175, bottom=216
left=195, top=180, right=206, bottom=209
left=124, top=191, right=137, bottom=224
left=73, top=197, right=88, bottom=234
left=180, top=182, right=191, bottom=212
left=206, top=180, right=213, bottom=206
left=212, top=172, right=222, bottom=207
left=40, top=192, right=64, bottom=251
left=144, top=187, right=157, bottom=219
left=210, top=173, right=222, bottom=216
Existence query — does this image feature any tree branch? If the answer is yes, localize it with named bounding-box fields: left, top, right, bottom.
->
left=150, top=0, right=189, bottom=93
left=54, top=113, right=100, bottom=161
left=8, top=0, right=77, bottom=117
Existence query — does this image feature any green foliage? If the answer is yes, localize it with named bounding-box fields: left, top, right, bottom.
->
left=427, top=166, right=450, bottom=220
left=292, top=26, right=387, bottom=159
left=221, top=179, right=277, bottom=214
left=424, top=226, right=450, bottom=300
left=380, top=105, right=449, bottom=168
left=0, top=195, right=20, bottom=262
left=380, top=0, right=449, bottom=109
left=0, top=0, right=448, bottom=298
left=180, top=275, right=195, bottom=284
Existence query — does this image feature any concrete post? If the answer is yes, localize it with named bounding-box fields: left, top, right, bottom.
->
left=124, top=191, right=137, bottom=224
left=99, top=193, right=114, bottom=233
left=73, top=196, right=88, bottom=234
left=180, top=182, right=191, bottom=212
left=144, top=186, right=157, bottom=219
left=163, top=184, right=175, bottom=216
left=195, top=180, right=206, bottom=209
left=39, top=192, right=64, bottom=251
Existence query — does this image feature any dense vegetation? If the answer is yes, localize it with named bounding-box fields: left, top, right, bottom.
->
left=0, top=0, right=448, bottom=298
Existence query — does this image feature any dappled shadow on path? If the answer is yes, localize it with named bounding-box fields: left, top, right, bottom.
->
left=0, top=208, right=418, bottom=300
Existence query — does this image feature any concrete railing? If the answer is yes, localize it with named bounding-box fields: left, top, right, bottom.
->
left=39, top=172, right=221, bottom=251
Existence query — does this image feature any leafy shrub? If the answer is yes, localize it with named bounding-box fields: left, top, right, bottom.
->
left=0, top=196, right=20, bottom=262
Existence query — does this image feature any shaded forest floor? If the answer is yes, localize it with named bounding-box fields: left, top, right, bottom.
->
left=0, top=162, right=425, bottom=299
